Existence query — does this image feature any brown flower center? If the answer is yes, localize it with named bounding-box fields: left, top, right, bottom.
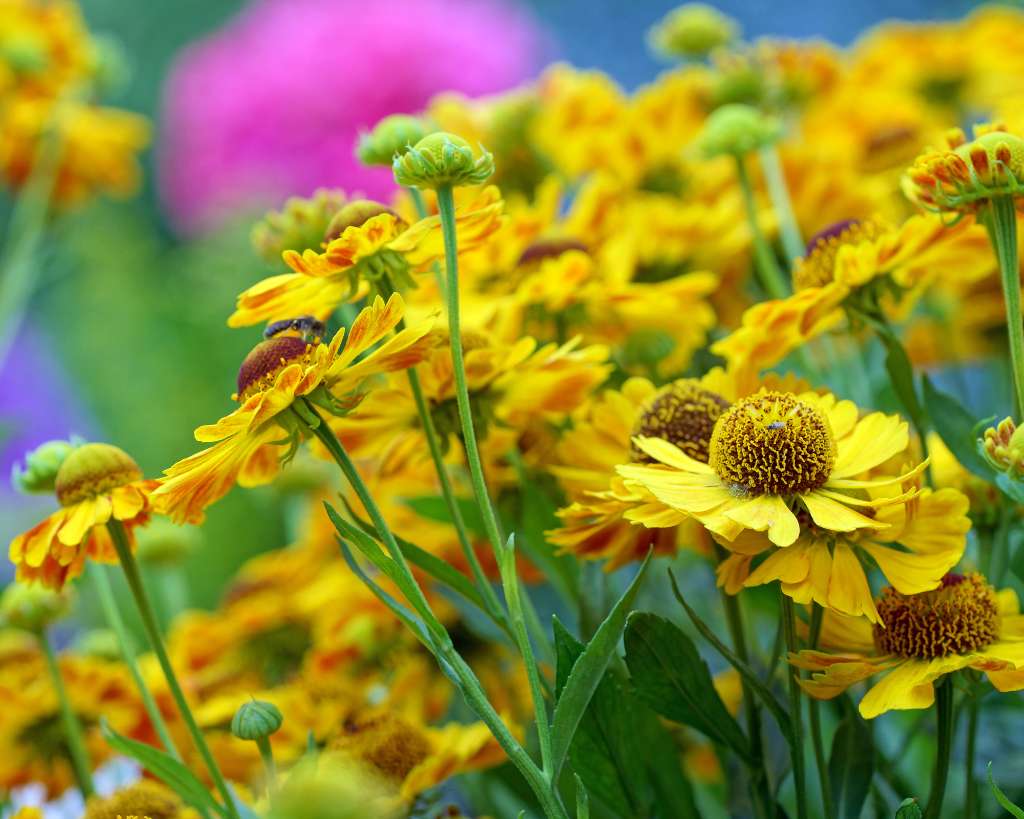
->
left=630, top=379, right=731, bottom=463
left=873, top=573, right=1000, bottom=659
left=792, top=218, right=888, bottom=290
left=708, top=392, right=835, bottom=495
left=332, top=713, right=432, bottom=782
left=517, top=237, right=589, bottom=266
left=324, top=199, right=405, bottom=242
left=236, top=336, right=317, bottom=401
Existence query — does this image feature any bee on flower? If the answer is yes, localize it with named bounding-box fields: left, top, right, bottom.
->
left=153, top=294, right=433, bottom=524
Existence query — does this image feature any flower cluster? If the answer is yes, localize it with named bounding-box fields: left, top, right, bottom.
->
left=6, top=4, right=1024, bottom=819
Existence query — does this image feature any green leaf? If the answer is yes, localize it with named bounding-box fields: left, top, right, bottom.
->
left=922, top=376, right=994, bottom=481
left=989, top=762, right=1024, bottom=818
left=553, top=618, right=649, bottom=817
left=403, top=495, right=486, bottom=538
left=634, top=696, right=702, bottom=819
left=668, top=570, right=793, bottom=744
left=550, top=554, right=651, bottom=780
left=101, top=719, right=230, bottom=817
left=828, top=711, right=874, bottom=819
left=337, top=539, right=432, bottom=651
left=877, top=329, right=927, bottom=435
left=995, top=472, right=1024, bottom=504
left=624, top=613, right=751, bottom=763
left=341, top=497, right=504, bottom=628
left=575, top=774, right=590, bottom=819
left=895, top=797, right=923, bottom=818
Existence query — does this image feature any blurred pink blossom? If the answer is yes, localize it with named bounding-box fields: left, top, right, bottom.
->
left=159, top=0, right=544, bottom=234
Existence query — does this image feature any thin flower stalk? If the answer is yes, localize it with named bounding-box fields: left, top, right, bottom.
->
left=40, top=631, right=94, bottom=798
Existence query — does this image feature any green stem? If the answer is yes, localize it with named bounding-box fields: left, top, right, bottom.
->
left=759, top=144, right=804, bottom=267
left=303, top=402, right=441, bottom=634
left=965, top=697, right=979, bottom=819
left=303, top=404, right=565, bottom=817
left=256, top=735, right=277, bottom=792
left=107, top=521, right=240, bottom=819
left=406, top=366, right=506, bottom=624
left=983, top=194, right=1024, bottom=414
left=88, top=563, right=181, bottom=761
left=808, top=604, right=835, bottom=819
left=780, top=591, right=808, bottom=819
left=0, top=92, right=65, bottom=365
left=735, top=154, right=789, bottom=300
left=406, top=185, right=447, bottom=297
left=925, top=676, right=955, bottom=819
left=434, top=185, right=506, bottom=555
left=497, top=539, right=553, bottom=776
left=40, top=632, right=94, bottom=798
left=720, top=590, right=771, bottom=819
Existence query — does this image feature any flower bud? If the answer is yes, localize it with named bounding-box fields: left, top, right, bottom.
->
left=982, top=416, right=1024, bottom=476
left=0, top=583, right=69, bottom=633
left=232, top=699, right=284, bottom=741
left=136, top=519, right=200, bottom=567
left=648, top=3, right=738, bottom=61
left=392, top=132, right=494, bottom=189
left=1, top=34, right=49, bottom=75
left=11, top=439, right=78, bottom=494
left=75, top=628, right=122, bottom=661
left=694, top=103, right=781, bottom=159
left=251, top=189, right=348, bottom=262
left=357, top=114, right=429, bottom=167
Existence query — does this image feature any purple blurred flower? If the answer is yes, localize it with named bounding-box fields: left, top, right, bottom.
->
left=159, top=0, right=545, bottom=234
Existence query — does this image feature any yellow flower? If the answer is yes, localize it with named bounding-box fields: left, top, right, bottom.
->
left=153, top=294, right=432, bottom=523
left=712, top=212, right=991, bottom=378
left=725, top=485, right=969, bottom=622
left=620, top=390, right=927, bottom=550
left=230, top=185, right=503, bottom=327
left=327, top=711, right=510, bottom=802
left=83, top=780, right=194, bottom=819
left=0, top=97, right=149, bottom=206
left=0, top=650, right=142, bottom=797
left=8, top=443, right=158, bottom=590
left=791, top=573, right=1024, bottom=718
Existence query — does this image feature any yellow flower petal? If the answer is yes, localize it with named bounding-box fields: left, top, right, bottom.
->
left=858, top=656, right=967, bottom=719
left=630, top=436, right=716, bottom=474
left=858, top=541, right=960, bottom=596
left=722, top=494, right=799, bottom=547
left=832, top=412, right=909, bottom=479
left=801, top=491, right=885, bottom=532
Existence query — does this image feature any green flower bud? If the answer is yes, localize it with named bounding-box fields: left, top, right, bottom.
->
left=251, top=189, right=348, bottom=263
left=392, top=132, right=494, bottom=189
left=648, top=3, right=738, bottom=61
left=357, top=114, right=429, bottom=167
left=1, top=583, right=70, bottom=633
left=694, top=103, right=781, bottom=159
left=75, top=628, right=122, bottom=661
left=1, top=34, right=49, bottom=75
left=136, top=519, right=200, bottom=567
left=11, top=439, right=79, bottom=494
left=232, top=699, right=284, bottom=741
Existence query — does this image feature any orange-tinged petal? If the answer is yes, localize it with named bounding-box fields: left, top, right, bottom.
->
left=57, top=497, right=106, bottom=546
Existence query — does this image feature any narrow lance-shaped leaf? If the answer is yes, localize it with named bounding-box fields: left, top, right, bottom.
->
left=828, top=710, right=874, bottom=819
left=550, top=553, right=652, bottom=781
left=922, top=376, right=995, bottom=481
left=101, top=719, right=230, bottom=818
left=624, top=612, right=751, bottom=763
left=668, top=570, right=793, bottom=743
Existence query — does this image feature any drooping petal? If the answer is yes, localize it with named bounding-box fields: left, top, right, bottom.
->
left=859, top=541, right=960, bottom=596
left=858, top=656, right=968, bottom=719
left=801, top=491, right=885, bottom=532
left=722, top=494, right=800, bottom=547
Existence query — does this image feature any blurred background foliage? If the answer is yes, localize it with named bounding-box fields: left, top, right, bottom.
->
left=0, top=0, right=996, bottom=608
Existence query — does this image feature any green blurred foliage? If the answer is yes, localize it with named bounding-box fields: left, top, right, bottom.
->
left=36, top=200, right=286, bottom=607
